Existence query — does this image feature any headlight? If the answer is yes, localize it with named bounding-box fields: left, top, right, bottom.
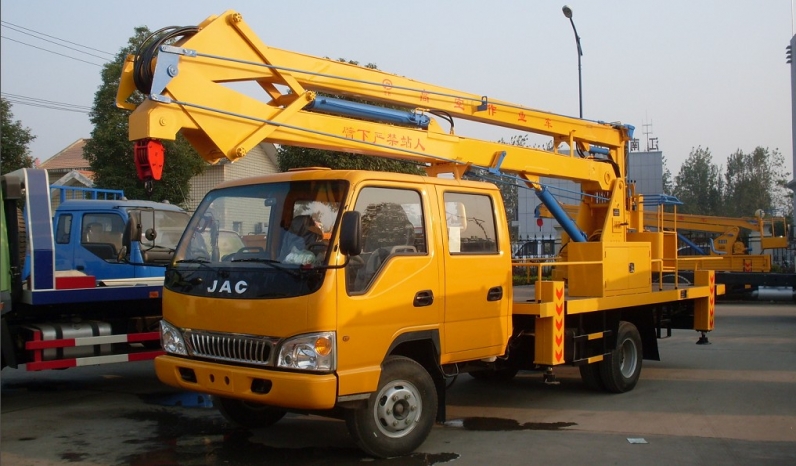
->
left=160, top=320, right=188, bottom=356
left=277, top=332, right=335, bottom=371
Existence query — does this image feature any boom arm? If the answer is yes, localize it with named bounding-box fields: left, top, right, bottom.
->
left=117, top=10, right=635, bottom=242
left=537, top=202, right=790, bottom=251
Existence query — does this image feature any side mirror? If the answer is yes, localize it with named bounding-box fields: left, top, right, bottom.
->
left=145, top=228, right=157, bottom=242
left=339, top=211, right=361, bottom=257
left=125, top=211, right=142, bottom=244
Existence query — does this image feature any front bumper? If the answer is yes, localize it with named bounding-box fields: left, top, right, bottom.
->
left=155, top=355, right=338, bottom=410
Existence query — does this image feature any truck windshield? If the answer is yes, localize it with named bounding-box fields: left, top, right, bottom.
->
left=168, top=180, right=346, bottom=299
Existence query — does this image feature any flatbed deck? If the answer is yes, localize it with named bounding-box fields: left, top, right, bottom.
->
left=512, top=282, right=722, bottom=317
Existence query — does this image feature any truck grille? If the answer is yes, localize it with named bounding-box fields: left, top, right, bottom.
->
left=184, top=330, right=278, bottom=367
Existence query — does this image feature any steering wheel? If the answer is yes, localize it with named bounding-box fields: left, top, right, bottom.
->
left=307, top=241, right=328, bottom=256
left=222, top=246, right=265, bottom=262
left=238, top=246, right=264, bottom=254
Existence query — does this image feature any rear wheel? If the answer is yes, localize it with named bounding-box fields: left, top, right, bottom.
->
left=599, top=321, right=643, bottom=393
left=345, top=356, right=437, bottom=458
left=214, top=397, right=286, bottom=428
left=578, top=362, right=605, bottom=391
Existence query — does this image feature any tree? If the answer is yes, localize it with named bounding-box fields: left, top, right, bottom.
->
left=83, top=27, right=205, bottom=205
left=722, top=147, right=790, bottom=218
left=0, top=98, right=36, bottom=174
left=661, top=154, right=674, bottom=195
left=672, top=147, right=723, bottom=215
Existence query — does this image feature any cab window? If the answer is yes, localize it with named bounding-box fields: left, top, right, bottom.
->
left=81, top=213, right=124, bottom=260
left=443, top=192, right=498, bottom=254
left=347, top=187, right=425, bottom=293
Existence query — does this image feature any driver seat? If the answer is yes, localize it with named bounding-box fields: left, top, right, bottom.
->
left=278, top=215, right=323, bottom=260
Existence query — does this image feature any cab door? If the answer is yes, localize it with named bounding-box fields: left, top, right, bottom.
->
left=53, top=212, right=75, bottom=272
left=74, top=212, right=129, bottom=279
left=335, top=183, right=442, bottom=396
left=437, top=188, right=511, bottom=360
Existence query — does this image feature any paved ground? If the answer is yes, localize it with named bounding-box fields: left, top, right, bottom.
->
left=1, top=302, right=795, bottom=465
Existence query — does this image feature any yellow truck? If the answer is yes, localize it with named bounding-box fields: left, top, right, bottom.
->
left=117, top=11, right=722, bottom=457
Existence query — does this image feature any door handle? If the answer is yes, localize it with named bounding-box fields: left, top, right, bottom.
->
left=413, top=290, right=434, bottom=307
left=487, top=286, right=503, bottom=301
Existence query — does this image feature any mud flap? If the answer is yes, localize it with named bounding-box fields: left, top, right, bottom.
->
left=693, top=270, right=716, bottom=332
left=534, top=281, right=566, bottom=366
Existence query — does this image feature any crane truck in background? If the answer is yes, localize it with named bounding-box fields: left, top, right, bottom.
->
left=536, top=198, right=795, bottom=300
left=116, top=10, right=723, bottom=457
left=1, top=168, right=190, bottom=370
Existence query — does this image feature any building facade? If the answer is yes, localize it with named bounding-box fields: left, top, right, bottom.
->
left=37, top=139, right=280, bottom=212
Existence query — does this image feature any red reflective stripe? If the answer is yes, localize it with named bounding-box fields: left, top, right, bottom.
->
left=29, top=329, right=44, bottom=363
left=129, top=351, right=164, bottom=361
left=25, top=339, right=77, bottom=350
left=26, top=351, right=163, bottom=370
left=26, top=332, right=159, bottom=349
left=26, top=359, right=78, bottom=371
left=127, top=332, right=160, bottom=343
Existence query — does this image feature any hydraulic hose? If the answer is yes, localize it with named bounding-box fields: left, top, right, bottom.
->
left=132, top=26, right=199, bottom=94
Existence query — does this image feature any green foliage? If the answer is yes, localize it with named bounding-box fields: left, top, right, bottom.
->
left=661, top=154, right=674, bottom=195
left=0, top=98, right=36, bottom=174
left=672, top=147, right=723, bottom=215
left=672, top=145, right=792, bottom=222
left=722, top=147, right=790, bottom=218
left=83, top=27, right=205, bottom=206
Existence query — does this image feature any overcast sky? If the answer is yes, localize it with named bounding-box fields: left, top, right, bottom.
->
left=1, top=0, right=793, bottom=178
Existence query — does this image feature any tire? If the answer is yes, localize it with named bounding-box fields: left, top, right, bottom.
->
left=345, top=356, right=437, bottom=458
left=578, top=362, right=605, bottom=391
left=599, top=321, right=643, bottom=393
left=468, top=367, right=518, bottom=382
left=214, top=397, right=286, bottom=428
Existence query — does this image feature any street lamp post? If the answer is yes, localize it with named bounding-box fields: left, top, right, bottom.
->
left=562, top=5, right=583, bottom=118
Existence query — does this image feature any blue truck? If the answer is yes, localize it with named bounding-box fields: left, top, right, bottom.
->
left=1, top=168, right=190, bottom=370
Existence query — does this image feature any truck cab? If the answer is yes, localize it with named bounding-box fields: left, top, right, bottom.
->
left=49, top=200, right=189, bottom=281
left=20, top=199, right=189, bottom=283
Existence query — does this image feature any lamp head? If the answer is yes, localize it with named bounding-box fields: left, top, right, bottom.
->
left=562, top=5, right=573, bottom=19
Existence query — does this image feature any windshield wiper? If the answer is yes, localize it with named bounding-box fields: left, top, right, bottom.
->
left=173, top=258, right=217, bottom=274
left=176, top=258, right=211, bottom=264
left=229, top=257, right=304, bottom=278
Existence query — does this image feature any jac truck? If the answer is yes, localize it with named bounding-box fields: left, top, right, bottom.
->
left=115, top=11, right=723, bottom=457
left=1, top=168, right=189, bottom=370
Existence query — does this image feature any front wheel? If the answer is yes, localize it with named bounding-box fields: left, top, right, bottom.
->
left=345, top=356, right=437, bottom=458
left=599, top=321, right=643, bottom=393
left=214, top=397, right=286, bottom=428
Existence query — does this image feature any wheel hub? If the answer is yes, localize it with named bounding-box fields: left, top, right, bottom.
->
left=619, top=338, right=638, bottom=378
left=374, top=380, right=422, bottom=437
